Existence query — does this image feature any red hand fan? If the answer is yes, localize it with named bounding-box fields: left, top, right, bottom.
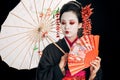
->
left=68, top=35, right=100, bottom=76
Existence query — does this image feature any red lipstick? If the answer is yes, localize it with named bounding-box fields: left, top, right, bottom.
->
left=65, top=31, right=69, bottom=34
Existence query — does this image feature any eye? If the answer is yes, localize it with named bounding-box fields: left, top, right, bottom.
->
left=61, top=21, right=66, bottom=25
left=69, top=21, right=75, bottom=25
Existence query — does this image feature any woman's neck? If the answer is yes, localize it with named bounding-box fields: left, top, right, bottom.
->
left=66, top=35, right=78, bottom=42
left=65, top=36, right=78, bottom=47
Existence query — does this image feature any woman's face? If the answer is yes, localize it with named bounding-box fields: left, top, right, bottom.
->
left=60, top=11, right=81, bottom=40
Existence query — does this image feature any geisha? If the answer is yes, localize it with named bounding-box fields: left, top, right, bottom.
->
left=36, top=1, right=102, bottom=80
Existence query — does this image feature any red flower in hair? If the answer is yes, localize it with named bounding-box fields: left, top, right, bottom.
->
left=81, top=4, right=93, bottom=35
left=81, top=4, right=93, bottom=20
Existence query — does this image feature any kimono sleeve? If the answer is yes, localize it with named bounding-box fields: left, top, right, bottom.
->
left=36, top=44, right=64, bottom=80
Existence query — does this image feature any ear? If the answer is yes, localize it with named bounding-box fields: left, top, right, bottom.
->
left=78, top=23, right=82, bottom=29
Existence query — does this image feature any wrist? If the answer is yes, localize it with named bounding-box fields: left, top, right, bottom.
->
left=59, top=64, right=65, bottom=75
left=61, top=68, right=65, bottom=75
left=89, top=73, right=96, bottom=80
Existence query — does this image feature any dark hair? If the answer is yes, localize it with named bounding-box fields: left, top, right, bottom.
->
left=60, top=1, right=82, bottom=23
left=59, top=1, right=83, bottom=37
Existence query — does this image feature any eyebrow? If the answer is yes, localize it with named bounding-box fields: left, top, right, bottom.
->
left=61, top=19, right=76, bottom=21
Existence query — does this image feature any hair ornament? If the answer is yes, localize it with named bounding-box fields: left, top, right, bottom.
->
left=81, top=4, right=93, bottom=35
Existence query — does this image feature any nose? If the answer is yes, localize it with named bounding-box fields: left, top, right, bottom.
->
left=65, top=23, right=70, bottom=29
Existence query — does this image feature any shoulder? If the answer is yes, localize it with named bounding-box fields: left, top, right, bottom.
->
left=45, top=38, right=65, bottom=49
left=42, top=38, right=65, bottom=53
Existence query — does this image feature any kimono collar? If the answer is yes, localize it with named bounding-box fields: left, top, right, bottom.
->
left=65, top=36, right=78, bottom=47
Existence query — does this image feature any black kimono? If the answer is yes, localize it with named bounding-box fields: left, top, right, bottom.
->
left=36, top=38, right=102, bottom=80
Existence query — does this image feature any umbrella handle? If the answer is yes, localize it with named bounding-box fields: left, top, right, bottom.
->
left=47, top=36, right=66, bottom=55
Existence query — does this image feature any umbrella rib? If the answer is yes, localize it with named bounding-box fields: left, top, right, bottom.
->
left=52, top=0, right=63, bottom=12
left=47, top=35, right=65, bottom=54
left=45, top=11, right=58, bottom=27
left=40, top=37, right=50, bottom=51
left=19, top=46, right=30, bottom=69
left=10, top=12, right=36, bottom=28
left=29, top=32, right=41, bottom=68
left=50, top=23, right=56, bottom=28
left=45, top=37, right=50, bottom=44
left=46, top=0, right=62, bottom=21
left=33, top=0, right=40, bottom=24
left=29, top=35, right=39, bottom=69
left=20, top=29, right=41, bottom=69
left=44, top=18, right=57, bottom=32
left=47, top=18, right=56, bottom=27
left=19, top=34, right=36, bottom=69
left=0, top=30, right=35, bottom=40
left=44, top=0, right=53, bottom=19
left=21, top=1, right=38, bottom=25
left=41, top=38, right=45, bottom=50
left=3, top=25, right=34, bottom=29
left=40, top=0, right=46, bottom=20
left=36, top=34, right=43, bottom=56
left=37, top=35, right=40, bottom=52
left=50, top=30, right=63, bottom=35
left=1, top=34, right=30, bottom=59
left=43, top=18, right=56, bottom=29
left=23, top=29, right=41, bottom=69
left=47, top=34, right=57, bottom=41
left=38, top=31, right=46, bottom=50
left=37, top=33, right=43, bottom=52
left=2, top=35, right=32, bottom=69
left=10, top=35, right=34, bottom=68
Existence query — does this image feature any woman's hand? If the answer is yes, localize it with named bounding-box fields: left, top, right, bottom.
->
left=59, top=54, right=68, bottom=75
left=89, top=57, right=101, bottom=80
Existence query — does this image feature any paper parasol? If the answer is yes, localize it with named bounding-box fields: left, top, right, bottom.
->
left=0, top=0, right=74, bottom=69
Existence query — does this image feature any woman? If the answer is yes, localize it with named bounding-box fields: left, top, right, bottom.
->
left=36, top=1, right=102, bottom=80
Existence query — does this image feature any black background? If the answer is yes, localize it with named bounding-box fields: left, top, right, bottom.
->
left=0, top=0, right=119, bottom=80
